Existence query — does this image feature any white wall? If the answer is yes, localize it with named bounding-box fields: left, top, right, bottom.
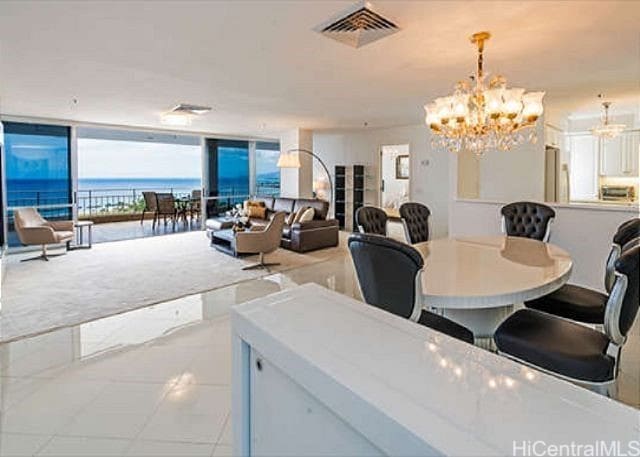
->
left=313, top=125, right=451, bottom=238
left=449, top=199, right=638, bottom=290
left=478, top=121, right=546, bottom=202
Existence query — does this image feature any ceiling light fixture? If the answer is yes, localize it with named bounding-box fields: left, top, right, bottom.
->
left=160, top=103, right=212, bottom=127
left=424, top=31, right=545, bottom=156
left=591, top=94, right=626, bottom=139
left=160, top=112, right=192, bottom=127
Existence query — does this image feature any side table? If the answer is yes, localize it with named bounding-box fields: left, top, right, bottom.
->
left=73, top=220, right=94, bottom=249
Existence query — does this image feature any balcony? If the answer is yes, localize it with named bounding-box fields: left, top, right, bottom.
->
left=6, top=183, right=280, bottom=246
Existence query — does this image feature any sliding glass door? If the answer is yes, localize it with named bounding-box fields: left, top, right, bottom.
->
left=205, top=139, right=250, bottom=217
left=3, top=122, right=73, bottom=247
left=255, top=141, right=280, bottom=197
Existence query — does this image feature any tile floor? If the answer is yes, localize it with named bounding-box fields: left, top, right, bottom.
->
left=88, top=218, right=202, bottom=244
left=0, top=239, right=638, bottom=456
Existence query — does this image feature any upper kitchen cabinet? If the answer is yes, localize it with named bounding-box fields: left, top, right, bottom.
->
left=600, top=131, right=640, bottom=177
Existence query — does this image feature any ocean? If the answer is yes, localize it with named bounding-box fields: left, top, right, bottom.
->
left=7, top=175, right=279, bottom=208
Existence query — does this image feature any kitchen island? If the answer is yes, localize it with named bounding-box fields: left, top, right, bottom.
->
left=231, top=284, right=639, bottom=456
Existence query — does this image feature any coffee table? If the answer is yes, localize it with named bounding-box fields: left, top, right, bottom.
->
left=211, top=229, right=238, bottom=256
left=72, top=220, right=94, bottom=249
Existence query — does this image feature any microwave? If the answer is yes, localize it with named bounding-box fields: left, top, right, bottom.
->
left=600, top=185, right=636, bottom=202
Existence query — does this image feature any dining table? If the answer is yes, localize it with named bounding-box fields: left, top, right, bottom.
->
left=414, top=236, right=573, bottom=338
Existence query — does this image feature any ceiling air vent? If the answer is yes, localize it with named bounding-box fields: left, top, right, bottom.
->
left=315, top=1, right=399, bottom=48
left=170, top=104, right=212, bottom=115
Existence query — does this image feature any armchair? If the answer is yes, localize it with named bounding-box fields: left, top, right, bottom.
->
left=236, top=212, right=286, bottom=270
left=14, top=208, right=74, bottom=261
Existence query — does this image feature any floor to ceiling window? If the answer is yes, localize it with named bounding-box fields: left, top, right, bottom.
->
left=3, top=122, right=72, bottom=246
left=76, top=127, right=202, bottom=243
left=205, top=139, right=250, bottom=216
left=255, top=141, right=280, bottom=197
left=205, top=139, right=280, bottom=216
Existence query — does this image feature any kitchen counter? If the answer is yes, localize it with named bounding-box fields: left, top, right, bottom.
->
left=231, top=284, right=639, bottom=456
left=455, top=198, right=639, bottom=213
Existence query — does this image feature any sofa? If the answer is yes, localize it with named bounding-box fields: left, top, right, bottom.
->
left=245, top=197, right=339, bottom=253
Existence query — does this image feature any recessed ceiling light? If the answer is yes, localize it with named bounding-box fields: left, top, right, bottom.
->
left=160, top=112, right=192, bottom=127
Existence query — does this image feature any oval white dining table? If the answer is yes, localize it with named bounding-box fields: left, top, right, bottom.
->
left=413, top=236, right=573, bottom=337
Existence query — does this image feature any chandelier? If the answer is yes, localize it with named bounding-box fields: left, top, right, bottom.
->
left=591, top=96, right=626, bottom=139
left=424, top=31, right=545, bottom=156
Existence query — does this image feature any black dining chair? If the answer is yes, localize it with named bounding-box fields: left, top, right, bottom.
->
left=355, top=206, right=388, bottom=236
left=399, top=202, right=431, bottom=244
left=525, top=218, right=640, bottom=325
left=495, top=244, right=640, bottom=396
left=348, top=233, right=474, bottom=344
left=500, top=201, right=555, bottom=242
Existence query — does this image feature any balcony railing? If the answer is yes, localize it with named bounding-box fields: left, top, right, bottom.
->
left=7, top=183, right=281, bottom=220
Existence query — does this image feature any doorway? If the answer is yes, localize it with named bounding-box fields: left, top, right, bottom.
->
left=380, top=144, right=410, bottom=218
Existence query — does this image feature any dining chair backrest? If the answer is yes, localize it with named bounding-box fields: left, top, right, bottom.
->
left=156, top=193, right=175, bottom=214
left=399, top=202, right=431, bottom=244
left=500, top=201, right=555, bottom=242
left=142, top=192, right=158, bottom=212
left=348, top=233, right=423, bottom=320
left=604, top=241, right=640, bottom=346
left=191, top=189, right=202, bottom=200
left=355, top=206, right=388, bottom=236
left=605, top=218, right=640, bottom=293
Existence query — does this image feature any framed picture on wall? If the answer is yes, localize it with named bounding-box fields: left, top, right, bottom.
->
left=395, top=155, right=409, bottom=179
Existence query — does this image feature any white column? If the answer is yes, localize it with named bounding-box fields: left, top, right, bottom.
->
left=280, top=129, right=314, bottom=198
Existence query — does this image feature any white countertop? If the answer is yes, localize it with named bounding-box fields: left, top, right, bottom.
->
left=455, top=198, right=640, bottom=213
left=232, top=284, right=639, bottom=457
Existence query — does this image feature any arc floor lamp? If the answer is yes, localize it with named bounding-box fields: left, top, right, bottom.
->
left=277, top=149, right=333, bottom=208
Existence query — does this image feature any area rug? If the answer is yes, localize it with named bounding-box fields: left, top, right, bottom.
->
left=0, top=231, right=343, bottom=343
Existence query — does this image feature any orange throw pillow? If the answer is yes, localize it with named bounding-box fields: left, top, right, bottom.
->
left=247, top=205, right=267, bottom=219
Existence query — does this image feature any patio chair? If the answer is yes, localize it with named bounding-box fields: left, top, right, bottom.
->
left=14, top=208, right=75, bottom=261
left=141, top=191, right=159, bottom=228
left=190, top=189, right=202, bottom=222
left=156, top=193, right=178, bottom=229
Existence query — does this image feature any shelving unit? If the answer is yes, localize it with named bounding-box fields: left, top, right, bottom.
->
left=334, top=165, right=346, bottom=229
left=352, top=165, right=365, bottom=232
left=333, top=164, right=376, bottom=232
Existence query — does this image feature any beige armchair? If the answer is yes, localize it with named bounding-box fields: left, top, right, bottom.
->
left=236, top=212, right=286, bottom=270
left=14, top=208, right=75, bottom=261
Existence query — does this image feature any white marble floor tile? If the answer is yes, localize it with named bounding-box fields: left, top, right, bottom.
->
left=216, top=413, right=232, bottom=445
left=184, top=349, right=231, bottom=386
left=157, top=384, right=230, bottom=416
left=137, top=412, right=226, bottom=444
left=84, top=381, right=173, bottom=415
left=1, top=409, right=77, bottom=436
left=212, top=444, right=232, bottom=457
left=59, top=411, right=151, bottom=440
left=125, top=439, right=214, bottom=456
left=0, top=433, right=52, bottom=456
left=36, top=436, right=130, bottom=456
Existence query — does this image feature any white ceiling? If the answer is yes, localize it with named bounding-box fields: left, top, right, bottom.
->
left=1, top=1, right=639, bottom=138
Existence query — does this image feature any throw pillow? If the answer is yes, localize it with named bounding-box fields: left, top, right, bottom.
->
left=292, top=206, right=310, bottom=224
left=243, top=200, right=265, bottom=212
left=286, top=212, right=296, bottom=225
left=247, top=205, right=267, bottom=219
left=298, top=207, right=315, bottom=223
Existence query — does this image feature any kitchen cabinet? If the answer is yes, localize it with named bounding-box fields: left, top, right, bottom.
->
left=600, top=131, right=640, bottom=177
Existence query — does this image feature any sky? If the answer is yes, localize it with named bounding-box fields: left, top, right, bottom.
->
left=78, top=139, right=202, bottom=179
left=78, top=139, right=280, bottom=179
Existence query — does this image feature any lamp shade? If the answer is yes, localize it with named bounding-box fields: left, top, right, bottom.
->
left=277, top=151, right=301, bottom=168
